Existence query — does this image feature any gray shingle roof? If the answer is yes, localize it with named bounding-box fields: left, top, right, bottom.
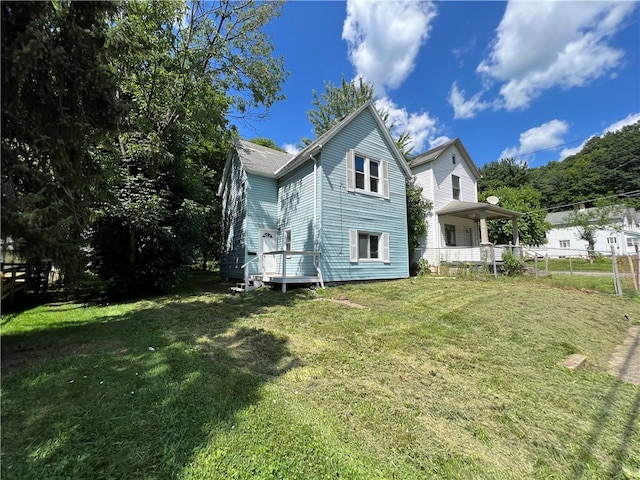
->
left=409, top=137, right=481, bottom=179
left=235, top=139, right=292, bottom=177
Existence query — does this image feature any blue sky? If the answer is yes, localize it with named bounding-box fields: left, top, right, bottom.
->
left=236, top=1, right=640, bottom=169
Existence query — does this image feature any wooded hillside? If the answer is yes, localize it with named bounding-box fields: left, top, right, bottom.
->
left=480, top=121, right=640, bottom=210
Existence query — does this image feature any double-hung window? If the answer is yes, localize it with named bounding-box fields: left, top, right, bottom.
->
left=452, top=175, right=461, bottom=200
left=559, top=240, right=570, bottom=248
left=347, top=150, right=389, bottom=198
left=350, top=230, right=390, bottom=263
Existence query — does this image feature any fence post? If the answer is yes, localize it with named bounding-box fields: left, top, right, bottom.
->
left=629, top=255, right=639, bottom=291
left=569, top=256, right=573, bottom=275
left=281, top=251, right=287, bottom=293
left=611, top=246, right=622, bottom=296
left=492, top=245, right=497, bottom=278
left=545, top=254, right=549, bottom=276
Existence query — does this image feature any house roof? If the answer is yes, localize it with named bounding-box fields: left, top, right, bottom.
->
left=274, top=101, right=413, bottom=179
left=546, top=206, right=636, bottom=227
left=437, top=200, right=522, bottom=220
left=217, top=102, right=413, bottom=197
left=234, top=139, right=292, bottom=177
left=410, top=138, right=481, bottom=179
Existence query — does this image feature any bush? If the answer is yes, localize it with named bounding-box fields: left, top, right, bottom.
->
left=502, top=250, right=526, bottom=276
left=416, top=258, right=431, bottom=276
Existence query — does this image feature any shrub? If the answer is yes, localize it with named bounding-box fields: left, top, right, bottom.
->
left=502, top=250, right=526, bottom=276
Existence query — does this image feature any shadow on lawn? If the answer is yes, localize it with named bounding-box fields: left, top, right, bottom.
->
left=1, top=284, right=304, bottom=479
left=572, top=330, right=640, bottom=479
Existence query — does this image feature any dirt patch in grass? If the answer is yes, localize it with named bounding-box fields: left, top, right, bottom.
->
left=608, top=325, right=640, bottom=385
left=314, top=297, right=367, bottom=309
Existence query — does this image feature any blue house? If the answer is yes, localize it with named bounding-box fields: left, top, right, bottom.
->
left=218, top=102, right=412, bottom=291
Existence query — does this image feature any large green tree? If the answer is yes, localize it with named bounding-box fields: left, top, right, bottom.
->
left=89, top=0, right=287, bottom=293
left=480, top=185, right=550, bottom=246
left=478, top=158, right=531, bottom=192
left=1, top=1, right=118, bottom=277
left=302, top=75, right=428, bottom=261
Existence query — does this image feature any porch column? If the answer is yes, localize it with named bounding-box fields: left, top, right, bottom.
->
left=512, top=217, right=520, bottom=246
left=479, top=211, right=490, bottom=245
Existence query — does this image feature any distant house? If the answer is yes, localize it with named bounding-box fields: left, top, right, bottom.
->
left=218, top=101, right=412, bottom=290
left=543, top=205, right=640, bottom=257
left=410, top=138, right=522, bottom=268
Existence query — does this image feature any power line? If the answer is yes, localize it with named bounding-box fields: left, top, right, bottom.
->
left=519, top=189, right=640, bottom=216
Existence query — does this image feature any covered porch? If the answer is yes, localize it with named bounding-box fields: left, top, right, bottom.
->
left=429, top=201, right=523, bottom=271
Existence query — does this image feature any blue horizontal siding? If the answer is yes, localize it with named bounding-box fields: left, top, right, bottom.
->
left=319, top=108, right=409, bottom=282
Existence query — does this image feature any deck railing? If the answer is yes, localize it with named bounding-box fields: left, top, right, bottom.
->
left=262, top=250, right=323, bottom=292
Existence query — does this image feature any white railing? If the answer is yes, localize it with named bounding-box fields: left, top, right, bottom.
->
left=241, top=256, right=260, bottom=292
left=261, top=250, right=323, bottom=293
left=437, top=245, right=522, bottom=264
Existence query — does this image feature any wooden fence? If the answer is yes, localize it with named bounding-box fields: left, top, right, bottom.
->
left=1, top=262, right=52, bottom=304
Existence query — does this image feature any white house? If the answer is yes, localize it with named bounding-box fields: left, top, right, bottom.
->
left=410, top=138, right=522, bottom=268
left=543, top=205, right=640, bottom=258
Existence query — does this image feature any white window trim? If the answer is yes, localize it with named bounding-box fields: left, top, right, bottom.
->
left=284, top=228, right=292, bottom=258
left=452, top=175, right=461, bottom=201
left=346, top=150, right=389, bottom=199
left=559, top=240, right=570, bottom=248
left=349, top=229, right=390, bottom=263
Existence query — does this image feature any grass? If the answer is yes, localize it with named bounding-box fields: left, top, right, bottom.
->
left=2, top=272, right=640, bottom=479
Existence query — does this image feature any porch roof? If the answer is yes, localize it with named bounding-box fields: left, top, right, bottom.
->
left=437, top=201, right=522, bottom=220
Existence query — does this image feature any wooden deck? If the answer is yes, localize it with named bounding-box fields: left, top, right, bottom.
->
left=1, top=262, right=52, bottom=304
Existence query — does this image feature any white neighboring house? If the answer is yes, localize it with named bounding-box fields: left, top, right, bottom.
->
left=543, top=205, right=640, bottom=258
left=411, top=138, right=522, bottom=268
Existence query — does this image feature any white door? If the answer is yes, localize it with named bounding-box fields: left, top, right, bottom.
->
left=260, top=230, right=278, bottom=273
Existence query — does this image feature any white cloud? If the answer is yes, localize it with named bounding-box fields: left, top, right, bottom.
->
left=282, top=144, right=300, bottom=155
left=448, top=82, right=492, bottom=119
left=604, top=112, right=640, bottom=133
left=501, top=119, right=569, bottom=159
left=559, top=112, right=640, bottom=159
left=342, top=0, right=437, bottom=94
left=429, top=136, right=452, bottom=149
left=375, top=97, right=439, bottom=154
left=477, top=1, right=635, bottom=110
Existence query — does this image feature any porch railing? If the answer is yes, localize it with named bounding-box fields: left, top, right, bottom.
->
left=259, top=250, right=323, bottom=293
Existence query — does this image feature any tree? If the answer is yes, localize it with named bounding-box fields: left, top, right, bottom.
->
left=478, top=158, right=531, bottom=192
left=302, top=75, right=429, bottom=261
left=530, top=121, right=640, bottom=209
left=249, top=137, right=286, bottom=152
left=1, top=1, right=119, bottom=278
left=406, top=179, right=433, bottom=254
left=89, top=0, right=287, bottom=294
left=479, top=185, right=550, bottom=246
left=307, top=75, right=375, bottom=139
left=566, top=200, right=622, bottom=261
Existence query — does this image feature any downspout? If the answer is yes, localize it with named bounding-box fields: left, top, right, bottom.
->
left=311, top=154, right=318, bottom=251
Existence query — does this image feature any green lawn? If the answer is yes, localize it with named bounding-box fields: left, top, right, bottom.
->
left=2, top=273, right=639, bottom=479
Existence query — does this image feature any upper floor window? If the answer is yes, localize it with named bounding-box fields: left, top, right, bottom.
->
left=452, top=175, right=461, bottom=200
left=607, top=237, right=617, bottom=244
left=626, top=237, right=635, bottom=247
left=452, top=154, right=456, bottom=164
left=354, top=155, right=380, bottom=193
left=347, top=150, right=389, bottom=199
left=559, top=240, right=570, bottom=248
